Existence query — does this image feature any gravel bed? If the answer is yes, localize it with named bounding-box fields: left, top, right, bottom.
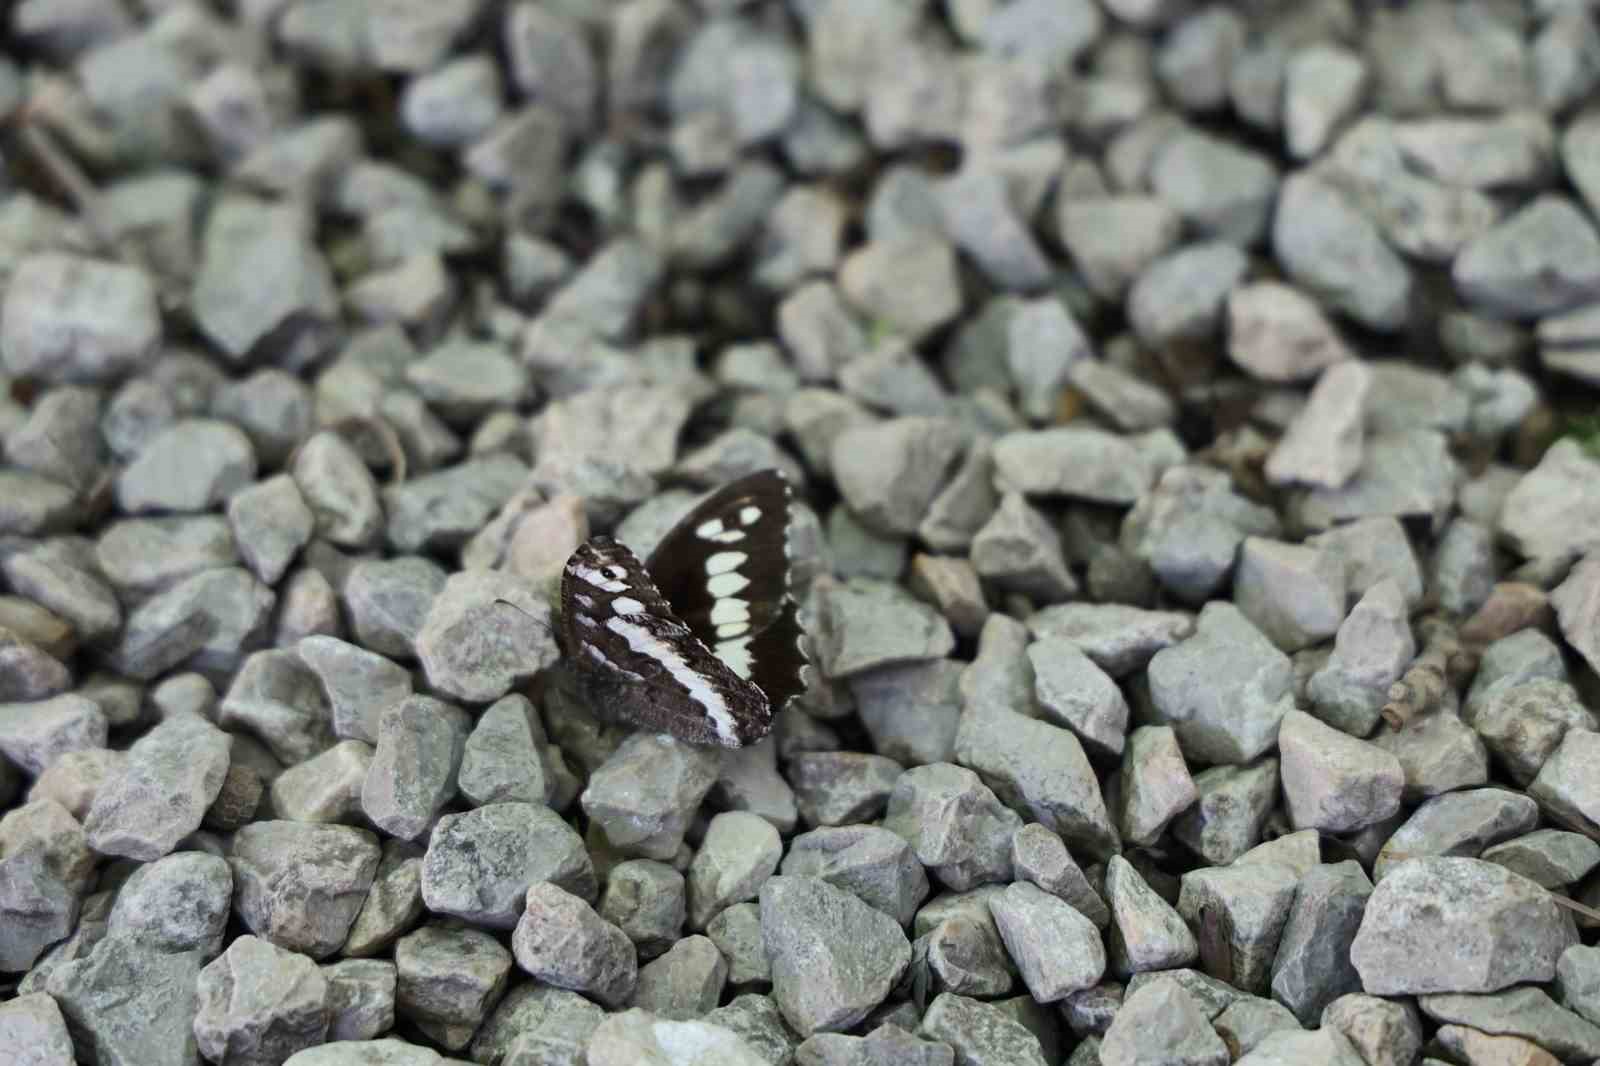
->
left=1, top=2, right=1599, bottom=1066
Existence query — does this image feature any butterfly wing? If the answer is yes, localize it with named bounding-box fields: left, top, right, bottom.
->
left=560, top=536, right=772, bottom=747
left=645, top=469, right=809, bottom=714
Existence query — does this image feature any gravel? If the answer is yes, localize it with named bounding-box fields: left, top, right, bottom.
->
left=2, top=3, right=1599, bottom=1063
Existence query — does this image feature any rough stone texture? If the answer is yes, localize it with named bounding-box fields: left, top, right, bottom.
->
left=193, top=935, right=331, bottom=1066
left=1350, top=857, right=1572, bottom=995
left=230, top=821, right=382, bottom=959
left=761, top=875, right=911, bottom=1036
left=85, top=711, right=231, bottom=861
left=46, top=936, right=204, bottom=1066
left=421, top=802, right=595, bottom=928
left=0, top=798, right=96, bottom=971
left=1278, top=710, right=1403, bottom=833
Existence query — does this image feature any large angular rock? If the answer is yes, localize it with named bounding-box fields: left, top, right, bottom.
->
left=85, top=712, right=231, bottom=861
left=0, top=799, right=95, bottom=971
left=46, top=937, right=204, bottom=1066
left=230, top=821, right=382, bottom=959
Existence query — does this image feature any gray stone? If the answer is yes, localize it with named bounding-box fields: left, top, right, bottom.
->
left=361, top=695, right=470, bottom=842
left=918, top=993, right=1046, bottom=1066
left=343, top=556, right=448, bottom=660
left=113, top=566, right=275, bottom=681
left=0, top=626, right=68, bottom=702
left=883, top=763, right=1018, bottom=893
left=194, top=935, right=331, bottom=1066
left=787, top=752, right=903, bottom=828
left=1270, top=861, right=1372, bottom=1025
left=1369, top=708, right=1489, bottom=803
left=211, top=369, right=315, bottom=468
left=762, top=875, right=911, bottom=1036
left=220, top=649, right=333, bottom=766
left=1227, top=281, right=1352, bottom=383
left=513, top=882, right=636, bottom=1009
left=116, top=418, right=257, bottom=515
left=321, top=959, right=396, bottom=1042
left=1557, top=944, right=1600, bottom=1028
left=0, top=992, right=75, bottom=1066
left=1099, top=977, right=1229, bottom=1066
left=1278, top=710, right=1402, bottom=833
left=457, top=693, right=554, bottom=807
left=27, top=748, right=123, bottom=821
left=587, top=1009, right=768, bottom=1066
left=1027, top=603, right=1193, bottom=679
left=970, top=492, right=1077, bottom=602
left=1171, top=758, right=1279, bottom=866
left=400, top=54, right=502, bottom=147
left=600, top=859, right=687, bottom=962
left=1466, top=678, right=1595, bottom=787
left=687, top=811, right=782, bottom=930
left=95, top=515, right=237, bottom=598
left=1119, top=725, right=1195, bottom=847
left=1235, top=1029, right=1364, bottom=1066
left=46, top=937, right=203, bottom=1066
left=292, top=432, right=384, bottom=549
left=1376, top=788, right=1540, bottom=881
left=1145, top=603, right=1294, bottom=764
left=1497, top=439, right=1600, bottom=564
left=1120, top=465, right=1279, bottom=605
left=279, top=1039, right=448, bottom=1066
left=1068, top=358, right=1177, bottom=434
left=1176, top=861, right=1300, bottom=995
left=706, top=906, right=768, bottom=987
left=414, top=570, right=558, bottom=703
left=992, top=427, right=1183, bottom=506
left=383, top=454, right=528, bottom=554
left=1307, top=579, right=1414, bottom=737
left=296, top=636, right=411, bottom=747
left=192, top=197, right=337, bottom=362
left=1320, top=994, right=1422, bottom=1066
left=107, top=851, right=232, bottom=957
left=231, top=821, right=382, bottom=959
left=0, top=470, right=75, bottom=539
left=936, top=168, right=1052, bottom=292
left=1211, top=997, right=1301, bottom=1059
left=796, top=1023, right=953, bottom=1066
left=0, top=693, right=106, bottom=776
left=781, top=824, right=928, bottom=928
left=1273, top=172, right=1413, bottom=331
left=0, top=799, right=95, bottom=970
left=85, top=712, right=230, bottom=861
left=988, top=881, right=1104, bottom=1002
left=1455, top=195, right=1600, bottom=317
left=1059, top=196, right=1180, bottom=303
left=342, top=840, right=425, bottom=958
left=830, top=418, right=966, bottom=537
left=1349, top=856, right=1572, bottom=995
left=1, top=538, right=120, bottom=643
left=814, top=578, right=955, bottom=680
left=228, top=475, right=314, bottom=585
left=955, top=707, right=1119, bottom=861
left=1553, top=554, right=1600, bottom=677
left=629, top=935, right=727, bottom=1020
left=1105, top=854, right=1197, bottom=978
left=468, top=982, right=602, bottom=1066
left=1009, top=823, right=1107, bottom=928
left=2, top=253, right=159, bottom=383
left=1233, top=537, right=1346, bottom=653
left=1530, top=727, right=1600, bottom=838
left=1026, top=639, right=1128, bottom=758
left=1265, top=361, right=1370, bottom=489
left=1481, top=829, right=1600, bottom=889
left=583, top=733, right=721, bottom=860
left=1419, top=985, right=1600, bottom=1063
left=1295, top=429, right=1458, bottom=534
left=422, top=801, right=593, bottom=928
left=1149, top=130, right=1278, bottom=245
left=1128, top=241, right=1250, bottom=350
left=394, top=923, right=511, bottom=1051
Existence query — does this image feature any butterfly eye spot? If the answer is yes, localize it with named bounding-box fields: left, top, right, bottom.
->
left=706, top=551, right=747, bottom=576
left=573, top=564, right=628, bottom=592
left=739, top=506, right=761, bottom=526
left=612, top=596, right=645, bottom=615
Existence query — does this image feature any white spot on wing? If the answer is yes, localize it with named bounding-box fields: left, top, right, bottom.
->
left=612, top=596, right=645, bottom=615
left=715, top=635, right=754, bottom=679
left=711, top=598, right=749, bottom=625
left=573, top=564, right=628, bottom=593
left=739, top=506, right=761, bottom=526
left=717, top=622, right=749, bottom=638
left=605, top=617, right=739, bottom=744
left=707, top=551, right=747, bottom=575
left=574, top=594, right=595, bottom=608
left=697, top=518, right=724, bottom=539
left=577, top=615, right=598, bottom=628
left=707, top=572, right=749, bottom=598
left=710, top=530, right=745, bottom=543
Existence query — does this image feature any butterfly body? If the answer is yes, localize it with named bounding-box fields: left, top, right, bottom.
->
left=559, top=470, right=808, bottom=747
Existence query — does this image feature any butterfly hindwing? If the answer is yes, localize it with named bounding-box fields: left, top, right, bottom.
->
left=560, top=536, right=772, bottom=747
left=645, top=470, right=808, bottom=713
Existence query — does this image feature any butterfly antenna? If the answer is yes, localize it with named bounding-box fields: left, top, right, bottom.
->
left=493, top=597, right=557, bottom=641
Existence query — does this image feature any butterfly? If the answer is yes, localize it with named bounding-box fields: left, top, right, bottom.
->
left=558, top=469, right=809, bottom=748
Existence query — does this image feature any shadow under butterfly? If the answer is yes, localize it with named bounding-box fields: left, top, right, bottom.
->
left=502, top=469, right=810, bottom=748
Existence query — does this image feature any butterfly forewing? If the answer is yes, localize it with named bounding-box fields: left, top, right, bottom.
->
left=560, top=536, right=772, bottom=747
left=645, top=470, right=808, bottom=712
